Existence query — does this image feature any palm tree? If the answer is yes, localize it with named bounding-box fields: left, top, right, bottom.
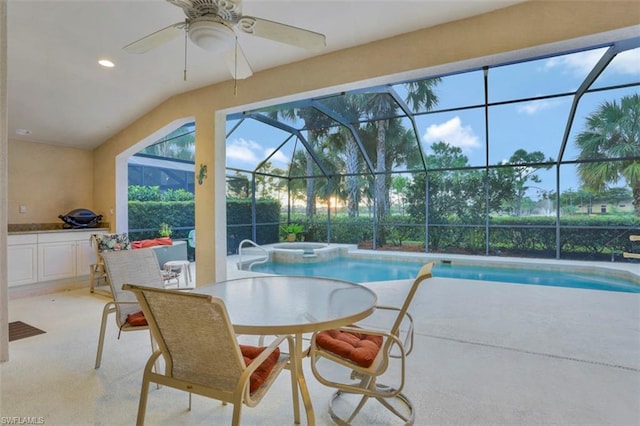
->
left=322, top=96, right=366, bottom=217
left=142, top=124, right=195, bottom=161
left=266, top=107, right=332, bottom=216
left=404, top=79, right=440, bottom=112
left=383, top=119, right=423, bottom=204
left=575, top=94, right=640, bottom=215
left=343, top=133, right=362, bottom=216
left=363, top=79, right=441, bottom=243
left=315, top=128, right=356, bottom=214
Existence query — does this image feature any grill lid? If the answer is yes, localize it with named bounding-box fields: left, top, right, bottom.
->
left=58, top=208, right=103, bottom=228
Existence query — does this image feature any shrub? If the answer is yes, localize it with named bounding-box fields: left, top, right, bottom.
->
left=128, top=201, right=194, bottom=241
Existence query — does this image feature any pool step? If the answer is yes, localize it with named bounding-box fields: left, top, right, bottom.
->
left=302, top=254, right=317, bottom=258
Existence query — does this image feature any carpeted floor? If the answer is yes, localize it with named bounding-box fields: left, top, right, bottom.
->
left=1, top=273, right=639, bottom=425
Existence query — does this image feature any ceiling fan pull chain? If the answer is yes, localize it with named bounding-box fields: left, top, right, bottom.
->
left=183, top=19, right=189, bottom=81
left=234, top=36, right=238, bottom=96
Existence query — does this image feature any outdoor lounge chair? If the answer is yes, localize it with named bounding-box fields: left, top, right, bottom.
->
left=94, top=248, right=165, bottom=369
left=122, top=284, right=297, bottom=426
left=309, top=261, right=434, bottom=425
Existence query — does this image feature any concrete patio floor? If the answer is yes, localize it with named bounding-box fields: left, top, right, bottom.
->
left=1, top=260, right=639, bottom=425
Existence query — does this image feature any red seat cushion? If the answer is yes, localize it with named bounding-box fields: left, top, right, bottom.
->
left=131, top=237, right=173, bottom=249
left=240, top=345, right=281, bottom=394
left=126, top=311, right=148, bottom=327
left=316, top=326, right=383, bottom=367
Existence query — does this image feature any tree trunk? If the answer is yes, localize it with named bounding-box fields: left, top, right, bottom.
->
left=305, top=150, right=316, bottom=216
left=515, top=187, right=523, bottom=216
left=345, top=137, right=359, bottom=216
left=375, top=121, right=388, bottom=244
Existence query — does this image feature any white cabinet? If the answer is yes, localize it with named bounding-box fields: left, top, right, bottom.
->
left=9, top=230, right=106, bottom=287
left=38, top=241, right=77, bottom=282
left=76, top=233, right=99, bottom=277
left=8, top=234, right=38, bottom=287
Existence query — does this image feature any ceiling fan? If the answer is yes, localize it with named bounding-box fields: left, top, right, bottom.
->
left=123, top=0, right=326, bottom=80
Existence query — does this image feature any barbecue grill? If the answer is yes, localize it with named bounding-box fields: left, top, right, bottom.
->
left=58, top=208, right=103, bottom=229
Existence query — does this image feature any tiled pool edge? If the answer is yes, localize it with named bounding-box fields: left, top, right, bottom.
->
left=271, top=243, right=347, bottom=263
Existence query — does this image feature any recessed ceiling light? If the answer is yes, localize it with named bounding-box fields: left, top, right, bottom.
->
left=16, top=129, right=31, bottom=135
left=98, top=59, right=115, bottom=68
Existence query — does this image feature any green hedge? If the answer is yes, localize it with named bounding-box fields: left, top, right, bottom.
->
left=281, top=213, right=639, bottom=260
left=128, top=185, right=194, bottom=202
left=128, top=201, right=194, bottom=241
left=226, top=199, right=280, bottom=253
left=283, top=215, right=375, bottom=244
left=128, top=198, right=281, bottom=255
left=128, top=197, right=638, bottom=261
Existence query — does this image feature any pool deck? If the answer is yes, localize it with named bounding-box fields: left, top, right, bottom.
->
left=1, top=250, right=637, bottom=425
left=225, top=247, right=640, bottom=424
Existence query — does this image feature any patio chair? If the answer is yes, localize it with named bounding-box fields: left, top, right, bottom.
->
left=309, top=261, right=434, bottom=425
left=89, top=232, right=132, bottom=295
left=94, top=248, right=165, bottom=369
left=188, top=229, right=196, bottom=249
left=122, top=284, right=297, bottom=426
left=623, top=234, right=639, bottom=259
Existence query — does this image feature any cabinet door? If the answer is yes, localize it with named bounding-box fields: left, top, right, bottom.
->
left=8, top=244, right=38, bottom=287
left=76, top=238, right=98, bottom=277
left=38, top=242, right=76, bottom=281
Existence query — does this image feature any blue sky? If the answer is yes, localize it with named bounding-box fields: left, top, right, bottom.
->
left=226, top=44, right=639, bottom=198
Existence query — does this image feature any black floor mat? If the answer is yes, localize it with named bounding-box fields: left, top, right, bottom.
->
left=9, top=321, right=46, bottom=342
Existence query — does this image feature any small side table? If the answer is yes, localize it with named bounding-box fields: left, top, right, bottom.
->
left=163, top=260, right=192, bottom=287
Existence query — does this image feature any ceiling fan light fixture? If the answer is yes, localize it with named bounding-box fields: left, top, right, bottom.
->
left=98, top=59, right=115, bottom=68
left=189, top=19, right=235, bottom=53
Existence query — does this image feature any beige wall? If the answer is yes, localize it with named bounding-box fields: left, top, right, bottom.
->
left=8, top=139, right=94, bottom=224
left=1, top=0, right=9, bottom=361
left=92, top=1, right=640, bottom=285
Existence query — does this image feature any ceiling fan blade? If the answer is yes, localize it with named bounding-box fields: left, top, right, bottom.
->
left=123, top=22, right=185, bottom=54
left=223, top=42, right=253, bottom=80
left=238, top=17, right=326, bottom=51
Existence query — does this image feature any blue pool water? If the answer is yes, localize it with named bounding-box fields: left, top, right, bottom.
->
left=250, top=257, right=640, bottom=293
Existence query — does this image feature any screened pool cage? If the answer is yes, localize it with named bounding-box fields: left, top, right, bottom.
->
left=224, top=37, right=639, bottom=262
left=137, top=37, right=640, bottom=261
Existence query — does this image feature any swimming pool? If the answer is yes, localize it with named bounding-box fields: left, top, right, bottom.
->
left=250, top=257, right=640, bottom=293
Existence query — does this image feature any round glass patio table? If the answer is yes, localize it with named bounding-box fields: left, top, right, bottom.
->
left=194, top=275, right=377, bottom=426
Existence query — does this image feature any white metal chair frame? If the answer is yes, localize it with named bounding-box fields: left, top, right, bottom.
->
left=89, top=234, right=108, bottom=295
left=95, top=248, right=167, bottom=369
left=123, top=284, right=298, bottom=426
left=162, top=260, right=192, bottom=287
left=89, top=233, right=132, bottom=295
left=309, top=262, right=434, bottom=425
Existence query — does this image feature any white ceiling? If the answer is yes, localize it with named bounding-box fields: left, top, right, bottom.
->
left=7, top=0, right=527, bottom=149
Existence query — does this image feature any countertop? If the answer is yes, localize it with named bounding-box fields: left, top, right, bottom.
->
left=8, top=223, right=110, bottom=235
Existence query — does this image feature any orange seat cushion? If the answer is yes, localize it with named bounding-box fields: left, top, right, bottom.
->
left=126, top=311, right=148, bottom=327
left=131, top=237, right=173, bottom=249
left=316, top=326, right=383, bottom=367
left=240, top=345, right=281, bottom=394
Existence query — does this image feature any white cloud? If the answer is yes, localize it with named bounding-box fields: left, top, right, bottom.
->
left=544, top=50, right=602, bottom=75
left=609, top=49, right=640, bottom=74
left=517, top=98, right=561, bottom=115
left=226, top=138, right=262, bottom=164
left=422, top=116, right=480, bottom=151
left=544, top=48, right=640, bottom=76
left=227, top=138, right=290, bottom=167
left=264, top=148, right=289, bottom=166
